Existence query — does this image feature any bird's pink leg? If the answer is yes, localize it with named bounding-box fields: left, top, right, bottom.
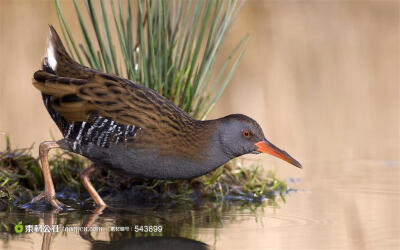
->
left=31, top=141, right=68, bottom=210
left=80, top=165, right=107, bottom=207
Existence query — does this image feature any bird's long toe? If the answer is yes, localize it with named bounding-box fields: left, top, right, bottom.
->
left=30, top=192, right=45, bottom=203
left=30, top=191, right=71, bottom=210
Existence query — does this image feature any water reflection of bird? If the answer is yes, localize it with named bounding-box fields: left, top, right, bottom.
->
left=90, top=237, right=209, bottom=250
left=39, top=207, right=209, bottom=250
left=81, top=207, right=210, bottom=250
left=31, top=26, right=302, bottom=209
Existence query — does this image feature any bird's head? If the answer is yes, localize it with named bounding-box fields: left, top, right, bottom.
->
left=217, top=114, right=302, bottom=168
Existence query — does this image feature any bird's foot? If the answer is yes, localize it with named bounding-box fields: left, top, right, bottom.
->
left=30, top=192, right=71, bottom=210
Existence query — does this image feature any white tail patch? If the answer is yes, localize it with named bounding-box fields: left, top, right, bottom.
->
left=46, top=33, right=57, bottom=71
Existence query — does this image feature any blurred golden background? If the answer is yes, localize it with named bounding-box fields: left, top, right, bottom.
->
left=0, top=0, right=399, bottom=249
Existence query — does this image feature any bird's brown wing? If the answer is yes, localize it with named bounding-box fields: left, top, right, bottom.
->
left=33, top=70, right=170, bottom=128
left=33, top=69, right=211, bottom=159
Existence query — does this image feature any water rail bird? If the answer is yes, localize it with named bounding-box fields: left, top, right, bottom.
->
left=31, top=26, right=302, bottom=209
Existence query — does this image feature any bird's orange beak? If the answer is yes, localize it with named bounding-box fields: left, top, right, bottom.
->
left=255, top=139, right=302, bottom=168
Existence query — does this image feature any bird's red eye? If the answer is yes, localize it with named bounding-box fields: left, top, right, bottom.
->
left=242, top=129, right=251, bottom=138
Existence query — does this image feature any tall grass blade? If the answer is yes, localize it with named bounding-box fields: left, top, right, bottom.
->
left=55, top=0, right=84, bottom=64
left=56, top=0, right=248, bottom=119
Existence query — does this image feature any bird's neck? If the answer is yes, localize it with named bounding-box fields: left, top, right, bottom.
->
left=142, top=118, right=232, bottom=179
left=187, top=119, right=232, bottom=173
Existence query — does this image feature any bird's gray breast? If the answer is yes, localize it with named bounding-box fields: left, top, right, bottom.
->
left=101, top=145, right=219, bottom=179
left=66, top=142, right=222, bottom=180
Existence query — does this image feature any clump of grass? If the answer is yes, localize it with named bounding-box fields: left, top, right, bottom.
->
left=0, top=135, right=289, bottom=209
left=55, top=0, right=249, bottom=119
left=0, top=136, right=42, bottom=209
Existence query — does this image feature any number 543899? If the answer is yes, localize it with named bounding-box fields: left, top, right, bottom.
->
left=134, top=225, right=163, bottom=232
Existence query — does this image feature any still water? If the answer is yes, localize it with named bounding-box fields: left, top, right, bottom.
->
left=0, top=0, right=399, bottom=249
left=0, top=159, right=398, bottom=249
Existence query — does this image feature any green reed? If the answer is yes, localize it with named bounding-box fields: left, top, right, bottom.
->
left=55, top=0, right=249, bottom=119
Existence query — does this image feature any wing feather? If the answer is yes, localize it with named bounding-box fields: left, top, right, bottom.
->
left=33, top=70, right=169, bottom=129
